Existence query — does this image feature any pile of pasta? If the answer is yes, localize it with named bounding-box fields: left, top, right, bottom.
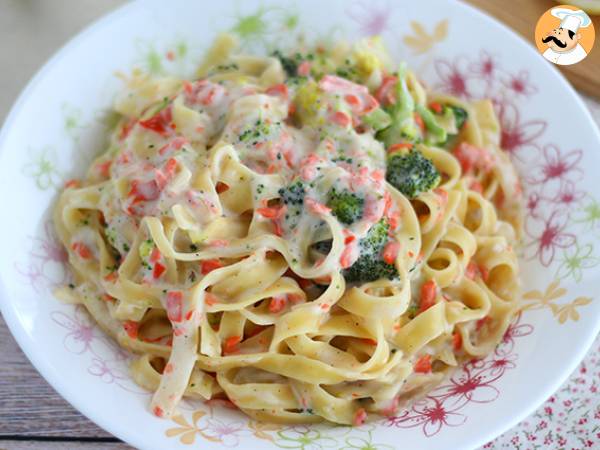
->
left=54, top=34, right=522, bottom=425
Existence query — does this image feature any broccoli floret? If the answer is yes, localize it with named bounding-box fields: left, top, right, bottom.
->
left=293, top=80, right=322, bottom=124
left=449, top=105, right=468, bottom=130
left=386, top=150, right=440, bottom=199
left=311, top=220, right=398, bottom=282
left=335, top=66, right=358, bottom=81
left=138, top=239, right=154, bottom=260
left=278, top=180, right=306, bottom=206
left=360, top=219, right=389, bottom=251
left=312, top=219, right=388, bottom=256
left=327, top=188, right=364, bottom=225
left=343, top=220, right=398, bottom=283
left=433, top=105, right=468, bottom=148
left=344, top=256, right=399, bottom=282
left=272, top=50, right=300, bottom=78
left=239, top=119, right=279, bottom=144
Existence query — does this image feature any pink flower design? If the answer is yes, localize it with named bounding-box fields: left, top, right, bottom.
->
left=51, top=307, right=100, bottom=355
left=385, top=314, right=534, bottom=437
left=526, top=144, right=583, bottom=187
left=430, top=361, right=502, bottom=410
left=434, top=59, right=471, bottom=98
left=498, top=313, right=533, bottom=355
left=346, top=0, right=392, bottom=36
left=88, top=358, right=130, bottom=384
left=16, top=221, right=70, bottom=292
left=202, top=417, right=247, bottom=447
left=14, top=262, right=52, bottom=293
left=545, top=180, right=586, bottom=210
left=496, top=102, right=546, bottom=161
left=470, top=50, right=500, bottom=82
left=29, top=222, right=68, bottom=265
left=113, top=346, right=131, bottom=361
left=486, top=353, right=517, bottom=377
left=525, top=209, right=576, bottom=266
left=526, top=431, right=537, bottom=441
left=387, top=398, right=467, bottom=437
left=526, top=192, right=543, bottom=218
left=502, top=70, right=538, bottom=97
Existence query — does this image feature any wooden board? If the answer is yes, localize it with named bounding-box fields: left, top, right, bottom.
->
left=0, top=441, right=131, bottom=450
left=466, top=0, right=600, bottom=100
left=0, top=316, right=127, bottom=444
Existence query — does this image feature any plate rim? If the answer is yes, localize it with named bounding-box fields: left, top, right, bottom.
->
left=0, top=1, right=599, bottom=449
left=450, top=5, right=600, bottom=448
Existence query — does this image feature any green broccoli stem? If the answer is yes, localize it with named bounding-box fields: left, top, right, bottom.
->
left=362, top=108, right=392, bottom=131
left=415, top=103, right=447, bottom=144
left=376, top=63, right=420, bottom=148
left=390, top=63, right=417, bottom=140
left=395, top=63, right=415, bottom=122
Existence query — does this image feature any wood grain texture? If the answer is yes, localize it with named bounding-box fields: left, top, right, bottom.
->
left=0, top=441, right=130, bottom=450
left=466, top=0, right=600, bottom=100
left=0, top=315, right=115, bottom=439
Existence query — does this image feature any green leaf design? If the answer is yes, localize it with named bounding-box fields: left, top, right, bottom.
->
left=340, top=431, right=395, bottom=450
left=135, top=40, right=164, bottom=75
left=231, top=7, right=271, bottom=42
left=574, top=198, right=600, bottom=231
left=61, top=103, right=86, bottom=141
left=22, top=146, right=62, bottom=190
left=275, top=428, right=338, bottom=449
left=555, top=242, right=600, bottom=282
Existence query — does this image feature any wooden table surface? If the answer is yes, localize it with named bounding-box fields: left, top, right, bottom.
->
left=0, top=317, right=132, bottom=450
left=0, top=2, right=598, bottom=450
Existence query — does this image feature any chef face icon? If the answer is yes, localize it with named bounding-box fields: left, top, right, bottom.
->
left=542, top=27, right=580, bottom=53
left=535, top=6, right=595, bottom=66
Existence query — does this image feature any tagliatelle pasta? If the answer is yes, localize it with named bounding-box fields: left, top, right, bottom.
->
left=53, top=34, right=522, bottom=426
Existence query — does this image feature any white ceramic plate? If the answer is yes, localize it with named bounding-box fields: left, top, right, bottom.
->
left=1, top=1, right=600, bottom=449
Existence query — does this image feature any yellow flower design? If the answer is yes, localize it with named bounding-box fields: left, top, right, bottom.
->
left=166, top=411, right=207, bottom=445
left=165, top=410, right=226, bottom=445
left=522, top=281, right=592, bottom=324
left=248, top=419, right=282, bottom=441
left=403, top=20, right=448, bottom=54
left=556, top=297, right=592, bottom=324
left=522, top=280, right=566, bottom=314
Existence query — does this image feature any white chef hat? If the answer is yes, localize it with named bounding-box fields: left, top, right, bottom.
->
left=551, top=7, right=592, bottom=33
